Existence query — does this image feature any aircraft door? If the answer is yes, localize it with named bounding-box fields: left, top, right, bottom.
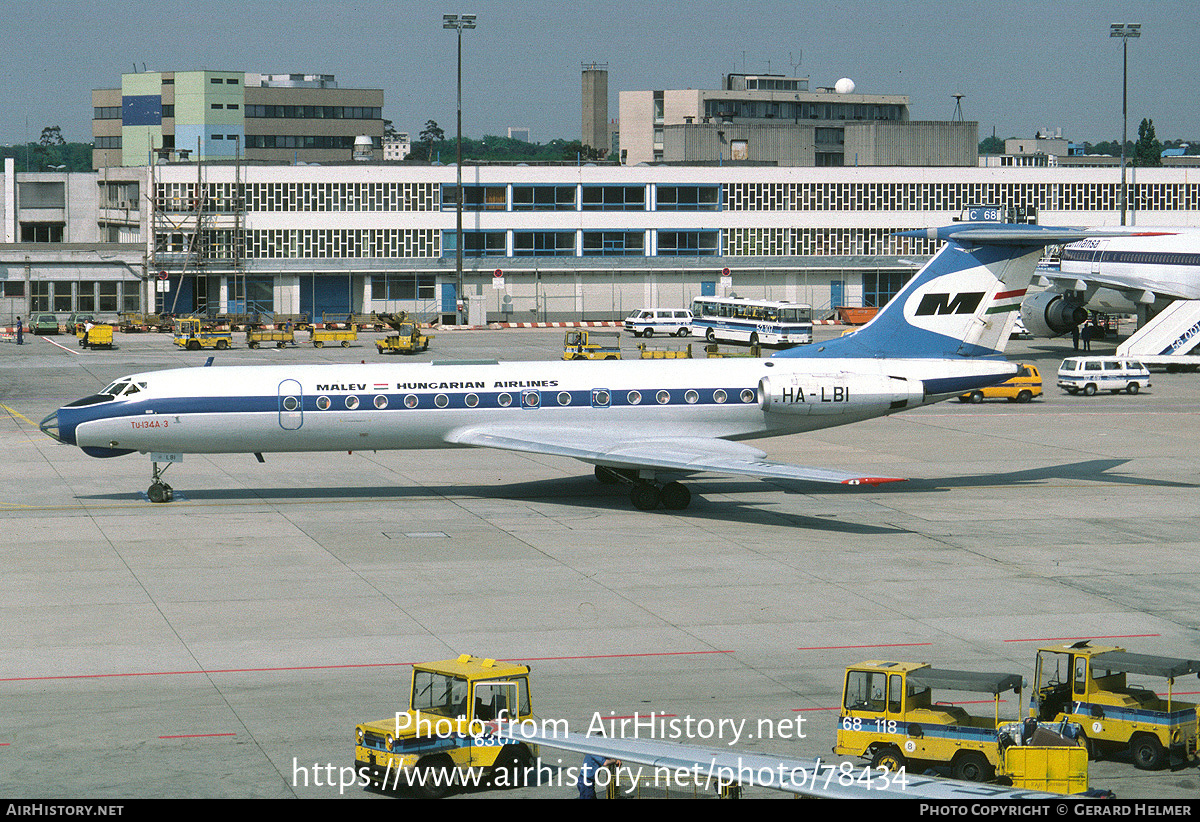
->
left=278, top=379, right=303, bottom=430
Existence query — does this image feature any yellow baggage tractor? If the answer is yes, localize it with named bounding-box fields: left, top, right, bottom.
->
left=354, top=655, right=537, bottom=797
left=562, top=329, right=621, bottom=360
left=375, top=312, right=431, bottom=354
left=835, top=660, right=1088, bottom=789
left=173, top=318, right=232, bottom=350
left=309, top=327, right=357, bottom=348
left=1030, top=641, right=1200, bottom=769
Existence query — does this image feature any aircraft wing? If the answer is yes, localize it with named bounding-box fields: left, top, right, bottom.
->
left=484, top=722, right=1060, bottom=799
left=445, top=426, right=905, bottom=487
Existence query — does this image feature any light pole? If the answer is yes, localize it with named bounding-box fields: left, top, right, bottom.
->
left=444, top=13, right=476, bottom=324
left=1110, top=23, right=1140, bottom=226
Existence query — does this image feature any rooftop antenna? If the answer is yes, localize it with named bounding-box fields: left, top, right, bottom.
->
left=952, top=93, right=965, bottom=122
left=789, top=50, right=803, bottom=75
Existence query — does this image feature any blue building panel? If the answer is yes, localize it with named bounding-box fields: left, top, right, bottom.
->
left=123, top=95, right=162, bottom=126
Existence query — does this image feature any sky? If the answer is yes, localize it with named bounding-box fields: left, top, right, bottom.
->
left=3, top=0, right=1198, bottom=147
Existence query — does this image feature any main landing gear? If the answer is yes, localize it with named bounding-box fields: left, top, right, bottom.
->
left=595, top=466, right=693, bottom=511
left=148, top=460, right=175, bottom=503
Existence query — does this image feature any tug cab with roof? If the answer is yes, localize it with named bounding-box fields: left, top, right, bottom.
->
left=562, top=329, right=621, bottom=360
left=375, top=311, right=431, bottom=354
left=1030, top=641, right=1200, bottom=769
left=172, top=318, right=231, bottom=350
left=835, top=661, right=1086, bottom=790
left=354, top=655, right=537, bottom=798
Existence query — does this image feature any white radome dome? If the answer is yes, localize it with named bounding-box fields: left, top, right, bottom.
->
left=834, top=78, right=856, bottom=94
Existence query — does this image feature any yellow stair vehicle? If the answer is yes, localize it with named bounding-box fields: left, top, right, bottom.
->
left=375, top=311, right=431, bottom=354
left=835, top=660, right=1086, bottom=789
left=172, top=318, right=232, bottom=350
left=562, top=329, right=621, bottom=360
left=354, top=655, right=537, bottom=798
left=1030, top=641, right=1200, bottom=769
left=76, top=323, right=114, bottom=350
left=637, top=342, right=692, bottom=359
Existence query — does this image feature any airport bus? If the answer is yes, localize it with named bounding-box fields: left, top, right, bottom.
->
left=689, top=297, right=813, bottom=347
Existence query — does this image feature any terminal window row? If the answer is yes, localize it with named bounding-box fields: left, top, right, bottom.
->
left=440, top=230, right=715, bottom=257
left=723, top=181, right=1200, bottom=213
left=154, top=226, right=938, bottom=261
left=145, top=180, right=1200, bottom=217
left=244, top=105, right=382, bottom=120
left=370, top=273, right=437, bottom=301
left=244, top=134, right=381, bottom=150
left=154, top=182, right=439, bottom=213
left=724, top=227, right=938, bottom=258
left=237, top=228, right=439, bottom=259
left=704, top=100, right=903, bottom=122
left=441, top=184, right=719, bottom=212
left=28, top=280, right=139, bottom=313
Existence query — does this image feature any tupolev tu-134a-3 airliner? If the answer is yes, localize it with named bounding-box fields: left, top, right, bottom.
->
left=41, top=223, right=1126, bottom=511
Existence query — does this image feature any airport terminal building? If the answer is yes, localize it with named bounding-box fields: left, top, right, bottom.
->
left=4, top=158, right=1200, bottom=325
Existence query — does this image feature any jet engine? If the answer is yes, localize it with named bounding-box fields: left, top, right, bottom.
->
left=1020, top=290, right=1088, bottom=337
left=759, top=373, right=924, bottom=417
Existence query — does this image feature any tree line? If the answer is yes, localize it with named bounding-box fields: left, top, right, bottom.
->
left=405, top=120, right=609, bottom=163
left=980, top=119, right=1195, bottom=166
left=1, top=126, right=92, bottom=171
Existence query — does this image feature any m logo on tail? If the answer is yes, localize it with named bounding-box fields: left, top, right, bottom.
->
left=914, top=292, right=985, bottom=316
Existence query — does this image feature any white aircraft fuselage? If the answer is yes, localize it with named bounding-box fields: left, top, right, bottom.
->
left=1023, top=229, right=1200, bottom=335
left=52, top=356, right=1008, bottom=458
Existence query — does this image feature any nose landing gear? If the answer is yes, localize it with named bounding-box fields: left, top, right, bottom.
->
left=148, top=461, right=175, bottom=503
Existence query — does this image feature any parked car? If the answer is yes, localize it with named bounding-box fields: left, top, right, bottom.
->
left=66, top=312, right=96, bottom=332
left=1058, top=357, right=1151, bottom=395
left=624, top=308, right=692, bottom=337
left=959, top=364, right=1042, bottom=403
left=31, top=313, right=59, bottom=334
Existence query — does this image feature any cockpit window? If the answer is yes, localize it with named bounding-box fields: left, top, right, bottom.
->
left=100, top=379, right=146, bottom=399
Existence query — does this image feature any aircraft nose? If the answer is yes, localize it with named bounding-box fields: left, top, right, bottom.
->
left=40, top=410, right=68, bottom=444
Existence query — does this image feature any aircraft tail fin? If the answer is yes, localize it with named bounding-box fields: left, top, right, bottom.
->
left=778, top=224, right=1117, bottom=360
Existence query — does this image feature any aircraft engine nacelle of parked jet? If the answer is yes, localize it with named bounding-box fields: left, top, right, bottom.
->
left=1020, top=289, right=1089, bottom=337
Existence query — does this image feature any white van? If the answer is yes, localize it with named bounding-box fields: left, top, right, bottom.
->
left=1058, top=357, right=1151, bottom=396
left=624, top=308, right=693, bottom=337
